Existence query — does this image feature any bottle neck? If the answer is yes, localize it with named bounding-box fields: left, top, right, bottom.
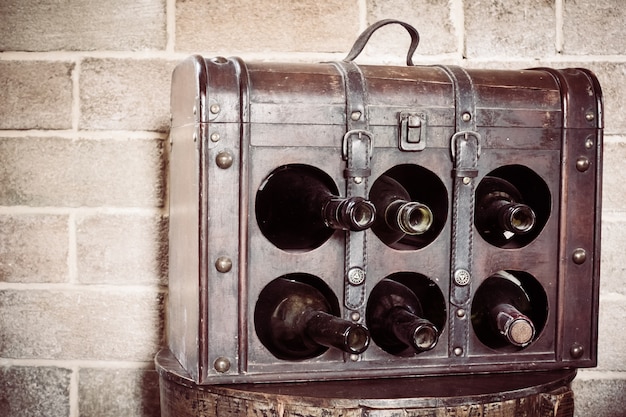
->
left=387, top=307, right=439, bottom=352
left=303, top=310, right=370, bottom=354
left=484, top=193, right=536, bottom=235
left=491, top=303, right=535, bottom=347
left=322, top=196, right=376, bottom=231
left=385, top=200, right=433, bottom=235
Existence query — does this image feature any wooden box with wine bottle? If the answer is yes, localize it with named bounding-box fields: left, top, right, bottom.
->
left=163, top=20, right=603, bottom=385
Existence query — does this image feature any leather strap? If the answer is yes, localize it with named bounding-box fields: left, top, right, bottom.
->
left=438, top=65, right=480, bottom=358
left=331, top=61, right=372, bottom=317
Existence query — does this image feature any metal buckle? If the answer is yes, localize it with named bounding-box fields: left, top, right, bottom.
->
left=342, top=129, right=374, bottom=161
left=450, top=130, right=481, bottom=159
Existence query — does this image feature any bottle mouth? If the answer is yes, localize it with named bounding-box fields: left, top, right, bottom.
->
left=504, top=204, right=536, bottom=234
left=349, top=199, right=376, bottom=230
left=506, top=318, right=535, bottom=347
left=397, top=202, right=434, bottom=235
left=345, top=325, right=370, bottom=354
left=412, top=323, right=439, bottom=351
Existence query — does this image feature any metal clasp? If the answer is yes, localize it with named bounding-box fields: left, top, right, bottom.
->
left=398, top=111, right=427, bottom=151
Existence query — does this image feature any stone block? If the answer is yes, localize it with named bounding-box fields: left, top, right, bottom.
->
left=464, top=0, right=555, bottom=59
left=601, top=139, right=626, bottom=212
left=596, top=298, right=626, bottom=371
left=600, top=216, right=626, bottom=295
left=0, top=61, right=73, bottom=130
left=76, top=212, right=168, bottom=285
left=78, top=368, right=160, bottom=417
left=364, top=0, right=457, bottom=58
left=0, top=0, right=166, bottom=51
left=175, top=0, right=360, bottom=53
left=80, top=58, right=175, bottom=132
left=572, top=376, right=626, bottom=417
left=0, top=213, right=69, bottom=283
left=0, top=289, right=164, bottom=361
left=563, top=0, right=626, bottom=55
left=0, top=365, right=71, bottom=417
left=0, top=136, right=165, bottom=207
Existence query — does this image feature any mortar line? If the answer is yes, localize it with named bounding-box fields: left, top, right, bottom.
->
left=68, top=210, right=78, bottom=284
left=166, top=0, right=176, bottom=53
left=71, top=58, right=81, bottom=131
left=555, top=0, right=564, bottom=54
left=69, top=365, right=79, bottom=417
left=0, top=357, right=157, bottom=369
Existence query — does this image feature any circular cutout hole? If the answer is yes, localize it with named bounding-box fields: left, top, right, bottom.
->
left=475, top=165, right=551, bottom=248
left=369, top=165, right=448, bottom=250
left=471, top=270, right=548, bottom=351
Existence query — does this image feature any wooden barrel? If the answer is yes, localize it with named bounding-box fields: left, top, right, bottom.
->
left=156, top=349, right=575, bottom=417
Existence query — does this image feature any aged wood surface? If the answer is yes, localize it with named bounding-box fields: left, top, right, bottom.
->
left=157, top=349, right=575, bottom=417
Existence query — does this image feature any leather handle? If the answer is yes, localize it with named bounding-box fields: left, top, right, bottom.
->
left=343, top=19, right=420, bottom=66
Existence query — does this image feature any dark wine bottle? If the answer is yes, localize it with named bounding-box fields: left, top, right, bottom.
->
left=471, top=271, right=537, bottom=348
left=255, top=164, right=376, bottom=250
left=475, top=176, right=536, bottom=241
left=366, top=279, right=439, bottom=355
left=254, top=277, right=370, bottom=360
left=369, top=175, right=434, bottom=245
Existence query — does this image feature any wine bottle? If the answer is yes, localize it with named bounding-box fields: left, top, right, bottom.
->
left=254, top=277, right=370, bottom=360
left=366, top=278, right=439, bottom=355
left=475, top=177, right=536, bottom=241
left=369, top=175, right=434, bottom=245
left=471, top=271, right=537, bottom=348
left=255, top=164, right=376, bottom=250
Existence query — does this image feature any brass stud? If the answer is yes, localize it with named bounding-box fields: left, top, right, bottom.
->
left=570, top=343, right=584, bottom=359
left=456, top=309, right=466, bottom=319
left=462, top=176, right=471, bottom=185
left=215, top=256, right=232, bottom=273
left=350, top=111, right=362, bottom=121
left=572, top=248, right=587, bottom=265
left=576, top=157, right=590, bottom=172
left=210, top=104, right=221, bottom=114
left=453, top=347, right=463, bottom=356
left=585, top=112, right=595, bottom=122
left=347, top=267, right=366, bottom=285
left=461, top=112, right=471, bottom=122
left=210, top=132, right=220, bottom=142
left=454, top=269, right=471, bottom=286
left=215, top=151, right=234, bottom=169
left=350, top=311, right=361, bottom=322
left=213, top=357, right=231, bottom=373
left=585, top=137, right=594, bottom=149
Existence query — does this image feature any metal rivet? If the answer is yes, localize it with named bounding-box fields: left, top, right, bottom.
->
left=585, top=112, right=595, bottom=121
left=347, top=267, right=366, bottom=285
left=585, top=137, right=594, bottom=149
left=210, top=104, right=221, bottom=114
left=572, top=248, right=587, bottom=265
left=210, top=132, right=220, bottom=142
left=350, top=354, right=360, bottom=362
left=456, top=309, right=466, bottom=319
left=215, top=256, right=232, bottom=273
left=570, top=343, right=584, bottom=359
left=212, top=56, right=228, bottom=64
left=454, top=269, right=471, bottom=286
left=453, top=347, right=463, bottom=356
left=350, top=311, right=361, bottom=322
left=576, top=157, right=590, bottom=172
left=461, top=112, right=471, bottom=122
left=350, top=111, right=362, bottom=121
left=215, top=151, right=234, bottom=169
left=462, top=176, right=471, bottom=185
left=353, top=176, right=363, bottom=184
left=214, top=357, right=231, bottom=373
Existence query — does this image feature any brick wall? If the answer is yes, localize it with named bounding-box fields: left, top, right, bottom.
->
left=0, top=1, right=624, bottom=416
